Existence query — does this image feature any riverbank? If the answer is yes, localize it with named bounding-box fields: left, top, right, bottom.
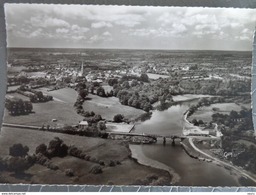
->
left=188, top=137, right=256, bottom=186
left=129, top=144, right=180, bottom=185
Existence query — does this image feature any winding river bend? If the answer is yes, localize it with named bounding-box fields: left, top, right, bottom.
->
left=130, top=97, right=240, bottom=186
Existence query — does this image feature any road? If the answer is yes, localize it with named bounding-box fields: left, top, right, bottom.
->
left=189, top=137, right=256, bottom=184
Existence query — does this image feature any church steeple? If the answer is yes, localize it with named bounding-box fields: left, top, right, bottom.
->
left=80, top=60, right=84, bottom=76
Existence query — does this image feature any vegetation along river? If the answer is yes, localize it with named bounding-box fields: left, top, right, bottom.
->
left=130, top=97, right=239, bottom=186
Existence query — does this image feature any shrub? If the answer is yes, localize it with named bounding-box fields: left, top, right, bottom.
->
left=47, top=163, right=59, bottom=170
left=89, top=165, right=103, bottom=174
left=109, top=160, right=116, bottom=167
left=6, top=156, right=31, bottom=173
left=116, top=160, right=121, bottom=165
left=113, top=114, right=124, bottom=123
left=65, top=169, right=74, bottom=177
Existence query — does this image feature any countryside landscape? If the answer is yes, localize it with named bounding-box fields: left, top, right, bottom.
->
left=1, top=4, right=256, bottom=186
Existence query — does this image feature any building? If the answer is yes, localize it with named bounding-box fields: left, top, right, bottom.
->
left=78, top=121, right=88, bottom=129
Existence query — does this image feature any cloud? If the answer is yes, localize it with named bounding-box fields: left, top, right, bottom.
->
left=30, top=16, right=70, bottom=28
left=5, top=4, right=256, bottom=50
left=102, top=31, right=111, bottom=36
left=172, top=23, right=187, bottom=33
left=115, top=20, right=141, bottom=27
left=56, top=28, right=69, bottom=34
left=91, top=21, right=113, bottom=28
left=29, top=28, right=43, bottom=38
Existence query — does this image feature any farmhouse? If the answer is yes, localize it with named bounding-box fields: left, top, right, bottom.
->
left=78, top=121, right=88, bottom=129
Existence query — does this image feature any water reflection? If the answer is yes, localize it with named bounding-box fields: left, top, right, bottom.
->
left=132, top=99, right=239, bottom=186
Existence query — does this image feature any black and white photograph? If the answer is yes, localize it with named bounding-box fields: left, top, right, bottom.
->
left=1, top=3, right=256, bottom=186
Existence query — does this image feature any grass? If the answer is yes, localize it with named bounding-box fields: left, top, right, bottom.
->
left=4, top=87, right=82, bottom=126
left=6, top=93, right=30, bottom=101
left=0, top=127, right=171, bottom=185
left=191, top=103, right=243, bottom=122
left=39, top=87, right=78, bottom=104
left=83, top=94, right=145, bottom=121
left=106, top=122, right=134, bottom=133
left=3, top=100, right=83, bottom=127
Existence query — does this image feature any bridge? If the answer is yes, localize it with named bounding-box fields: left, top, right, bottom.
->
left=108, top=131, right=211, bottom=145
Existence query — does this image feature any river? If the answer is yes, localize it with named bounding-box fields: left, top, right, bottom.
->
left=130, top=98, right=240, bottom=186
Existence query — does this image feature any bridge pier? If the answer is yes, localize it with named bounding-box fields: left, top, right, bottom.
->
left=163, top=137, right=166, bottom=145
left=172, top=138, right=175, bottom=146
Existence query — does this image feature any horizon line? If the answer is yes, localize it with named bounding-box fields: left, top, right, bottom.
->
left=7, top=46, right=252, bottom=52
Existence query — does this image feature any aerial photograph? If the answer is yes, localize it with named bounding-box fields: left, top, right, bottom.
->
left=1, top=3, right=256, bottom=186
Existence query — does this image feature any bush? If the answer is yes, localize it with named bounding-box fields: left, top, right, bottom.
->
left=113, top=114, right=124, bottom=123
left=89, top=165, right=103, bottom=174
left=6, top=156, right=31, bottom=173
left=9, top=144, right=29, bottom=157
left=85, top=155, right=91, bottom=161
left=35, top=153, right=48, bottom=165
left=109, top=160, right=116, bottom=167
left=47, top=163, right=59, bottom=170
left=65, top=169, right=74, bottom=177
left=116, top=160, right=121, bottom=165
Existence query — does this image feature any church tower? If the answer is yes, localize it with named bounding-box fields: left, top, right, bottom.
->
left=78, top=61, right=84, bottom=77
left=80, top=61, right=84, bottom=76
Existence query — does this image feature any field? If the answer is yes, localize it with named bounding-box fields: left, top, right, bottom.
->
left=39, top=87, right=78, bottom=103
left=6, top=93, right=30, bottom=101
left=83, top=94, right=145, bottom=121
left=0, top=127, right=171, bottom=185
left=190, top=103, right=243, bottom=122
left=3, top=99, right=83, bottom=127
left=4, top=88, right=83, bottom=126
left=106, top=122, right=134, bottom=133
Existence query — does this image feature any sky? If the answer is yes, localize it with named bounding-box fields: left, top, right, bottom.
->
left=4, top=4, right=256, bottom=51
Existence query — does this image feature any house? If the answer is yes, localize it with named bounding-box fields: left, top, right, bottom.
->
left=78, top=121, right=88, bottom=129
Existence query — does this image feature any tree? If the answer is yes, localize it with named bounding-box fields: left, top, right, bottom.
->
left=96, top=87, right=106, bottom=97
left=122, top=81, right=130, bottom=89
left=230, top=110, right=239, bottom=119
left=140, top=73, right=149, bottom=82
left=35, top=144, right=47, bottom=156
left=79, top=89, right=88, bottom=99
left=47, top=137, right=68, bottom=158
left=108, top=78, right=118, bottom=86
left=97, top=121, right=106, bottom=131
left=9, top=144, right=29, bottom=157
left=6, top=156, right=31, bottom=173
left=131, top=79, right=139, bottom=87
left=113, top=114, right=124, bottom=123
left=191, top=119, right=199, bottom=126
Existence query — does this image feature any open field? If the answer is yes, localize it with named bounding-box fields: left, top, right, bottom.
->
left=3, top=99, right=83, bottom=126
left=0, top=127, right=171, bottom=185
left=83, top=94, right=145, bottom=121
left=4, top=87, right=82, bottom=126
left=39, top=87, right=77, bottom=103
left=106, top=122, right=134, bottom=133
left=190, top=103, right=243, bottom=122
left=172, top=94, right=212, bottom=102
left=6, top=93, right=30, bottom=101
